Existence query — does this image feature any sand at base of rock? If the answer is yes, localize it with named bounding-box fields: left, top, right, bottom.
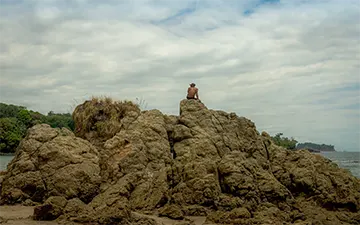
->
left=0, top=206, right=212, bottom=225
left=0, top=205, right=62, bottom=225
left=132, top=212, right=211, bottom=225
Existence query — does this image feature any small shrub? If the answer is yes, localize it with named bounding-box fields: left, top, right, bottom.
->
left=72, top=96, right=140, bottom=140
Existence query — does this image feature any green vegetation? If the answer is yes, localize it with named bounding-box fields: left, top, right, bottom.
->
left=270, top=132, right=336, bottom=152
left=270, top=133, right=298, bottom=150
left=296, top=142, right=336, bottom=151
left=46, top=111, right=75, bottom=131
left=0, top=103, right=74, bottom=153
left=0, top=117, right=26, bottom=153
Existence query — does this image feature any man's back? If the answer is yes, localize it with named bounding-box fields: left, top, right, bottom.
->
left=187, top=87, right=198, bottom=99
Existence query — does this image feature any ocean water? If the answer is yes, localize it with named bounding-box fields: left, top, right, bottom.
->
left=0, top=152, right=359, bottom=178
left=320, top=151, right=360, bottom=178
left=0, top=155, right=14, bottom=171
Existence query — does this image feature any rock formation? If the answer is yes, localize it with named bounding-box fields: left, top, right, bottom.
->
left=0, top=125, right=101, bottom=205
left=0, top=98, right=359, bottom=225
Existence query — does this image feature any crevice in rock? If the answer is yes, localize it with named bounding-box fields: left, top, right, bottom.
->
left=287, top=174, right=315, bottom=199
left=29, top=141, right=45, bottom=158
left=155, top=194, right=168, bottom=208
left=234, top=130, right=242, bottom=144
left=32, top=160, right=48, bottom=203
left=323, top=201, right=357, bottom=212
left=177, top=118, right=190, bottom=129
left=263, top=141, right=270, bottom=161
left=168, top=133, right=176, bottom=160
left=28, top=143, right=49, bottom=203
left=78, top=174, right=100, bottom=204
left=166, top=130, right=177, bottom=192
left=217, top=167, right=228, bottom=194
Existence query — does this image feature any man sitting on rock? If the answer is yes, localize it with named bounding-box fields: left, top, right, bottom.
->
left=187, top=83, right=199, bottom=100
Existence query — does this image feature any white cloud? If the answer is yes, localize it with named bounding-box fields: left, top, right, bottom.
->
left=0, top=0, right=359, bottom=151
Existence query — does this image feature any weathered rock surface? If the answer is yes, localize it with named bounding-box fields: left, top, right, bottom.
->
left=1, top=99, right=359, bottom=225
left=0, top=124, right=101, bottom=204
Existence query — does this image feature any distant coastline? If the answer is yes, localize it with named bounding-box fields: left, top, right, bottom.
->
left=269, top=133, right=337, bottom=152
left=0, top=152, right=15, bottom=156
left=296, top=142, right=336, bottom=152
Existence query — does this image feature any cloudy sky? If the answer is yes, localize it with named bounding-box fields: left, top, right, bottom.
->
left=0, top=0, right=359, bottom=151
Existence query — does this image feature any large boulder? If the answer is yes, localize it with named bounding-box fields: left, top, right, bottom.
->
left=269, top=144, right=360, bottom=212
left=169, top=100, right=271, bottom=210
left=72, top=97, right=141, bottom=145
left=85, top=109, right=173, bottom=223
left=0, top=124, right=101, bottom=204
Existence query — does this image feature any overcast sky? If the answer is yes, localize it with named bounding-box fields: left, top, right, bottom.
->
left=0, top=0, right=359, bottom=152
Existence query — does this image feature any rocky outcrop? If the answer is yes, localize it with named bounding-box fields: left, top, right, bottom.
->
left=0, top=124, right=101, bottom=205
left=1, top=99, right=359, bottom=225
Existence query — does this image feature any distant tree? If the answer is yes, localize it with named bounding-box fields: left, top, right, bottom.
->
left=271, top=133, right=298, bottom=150
left=29, top=110, right=47, bottom=126
left=45, top=112, right=74, bottom=131
left=0, top=117, right=25, bottom=153
left=0, top=103, right=26, bottom=118
left=16, top=109, right=32, bottom=127
left=0, top=103, right=75, bottom=153
left=296, top=142, right=335, bottom=151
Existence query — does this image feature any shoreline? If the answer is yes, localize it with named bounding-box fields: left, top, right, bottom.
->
left=0, top=153, right=15, bottom=156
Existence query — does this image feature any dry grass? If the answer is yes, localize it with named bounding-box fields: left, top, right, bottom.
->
left=72, top=96, right=140, bottom=140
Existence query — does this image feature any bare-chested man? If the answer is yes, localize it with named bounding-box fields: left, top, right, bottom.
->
left=187, top=83, right=199, bottom=100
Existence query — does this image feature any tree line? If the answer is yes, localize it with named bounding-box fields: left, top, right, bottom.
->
left=296, top=142, right=335, bottom=151
left=270, top=133, right=298, bottom=150
left=0, top=103, right=74, bottom=153
left=270, top=132, right=336, bottom=152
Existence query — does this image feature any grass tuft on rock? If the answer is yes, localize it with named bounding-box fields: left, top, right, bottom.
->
left=72, top=96, right=140, bottom=140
